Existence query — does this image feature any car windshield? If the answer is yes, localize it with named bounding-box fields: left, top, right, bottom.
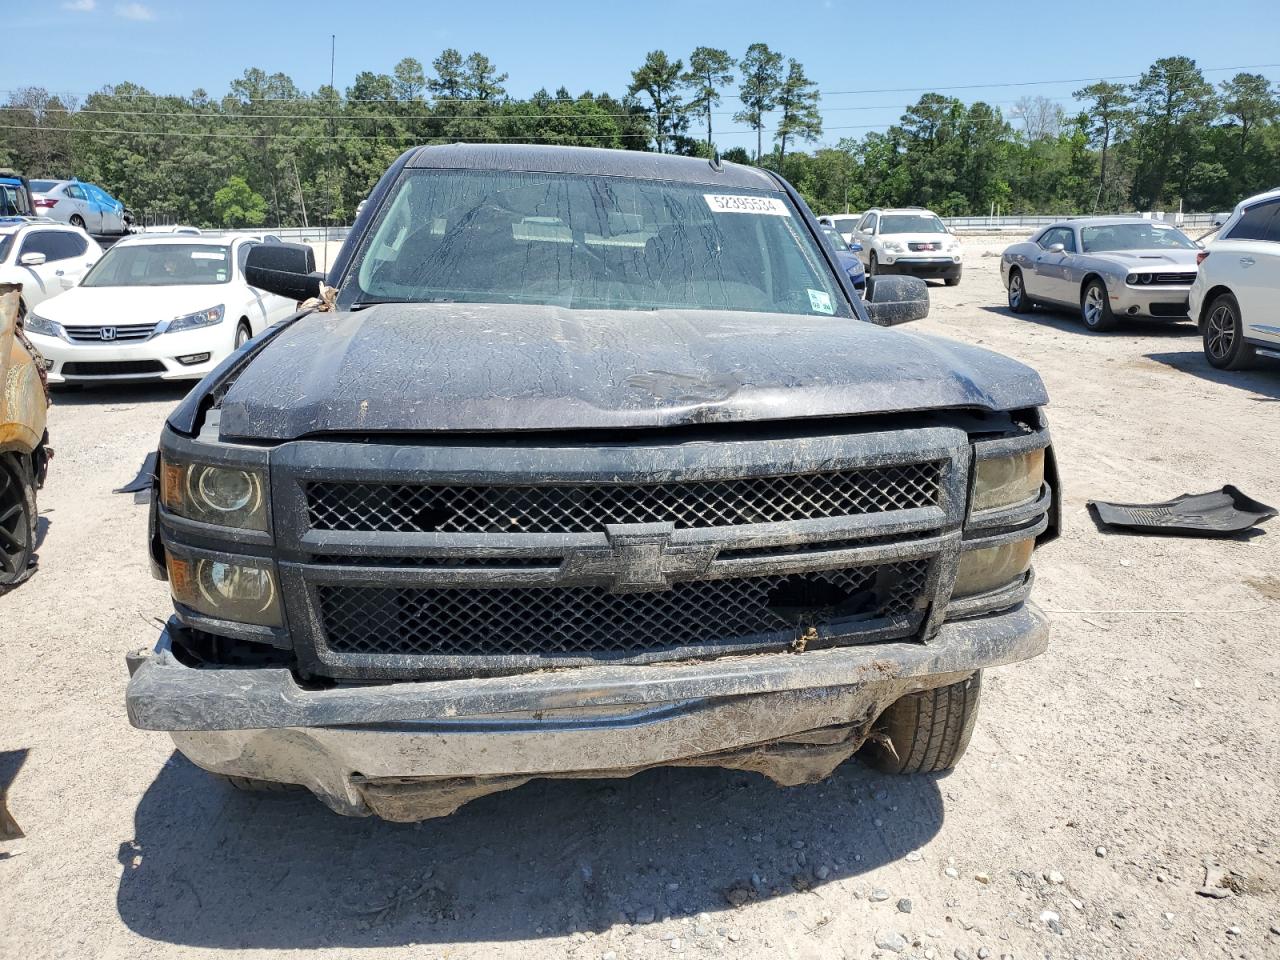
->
left=879, top=214, right=946, bottom=235
left=82, top=243, right=232, bottom=286
left=832, top=217, right=858, bottom=234
left=0, top=182, right=32, bottom=217
left=29, top=180, right=59, bottom=193
left=821, top=225, right=851, bottom=251
left=1080, top=222, right=1197, bottom=252
left=348, top=168, right=850, bottom=317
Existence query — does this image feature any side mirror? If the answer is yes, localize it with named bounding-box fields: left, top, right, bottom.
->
left=245, top=242, right=322, bottom=301
left=19, top=252, right=46, bottom=267
left=863, top=275, right=929, bottom=326
left=1047, top=242, right=1066, bottom=254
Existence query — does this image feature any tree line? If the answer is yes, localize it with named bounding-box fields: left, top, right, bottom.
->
left=1, top=50, right=1276, bottom=228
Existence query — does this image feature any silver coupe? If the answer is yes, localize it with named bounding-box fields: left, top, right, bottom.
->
left=1000, top=217, right=1201, bottom=331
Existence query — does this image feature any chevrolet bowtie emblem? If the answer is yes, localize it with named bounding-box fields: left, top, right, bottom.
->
left=560, top=523, right=719, bottom=593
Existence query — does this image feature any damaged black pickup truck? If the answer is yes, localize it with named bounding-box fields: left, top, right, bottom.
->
left=126, top=144, right=1059, bottom=820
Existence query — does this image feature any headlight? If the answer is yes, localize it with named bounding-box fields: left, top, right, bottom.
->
left=160, top=455, right=268, bottom=530
left=167, top=553, right=281, bottom=626
left=972, top=449, right=1045, bottom=512
left=23, top=311, right=64, bottom=339
left=883, top=240, right=905, bottom=253
left=1126, top=273, right=1139, bottom=285
left=953, top=537, right=1035, bottom=598
left=166, top=304, right=225, bottom=333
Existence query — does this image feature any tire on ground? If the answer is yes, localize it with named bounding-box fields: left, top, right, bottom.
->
left=215, top=774, right=301, bottom=793
left=1080, top=277, right=1118, bottom=331
left=863, top=671, right=982, bottom=774
left=1202, top=291, right=1256, bottom=371
left=0, top=454, right=38, bottom=591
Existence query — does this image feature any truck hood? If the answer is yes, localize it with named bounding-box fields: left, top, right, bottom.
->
left=215, top=303, right=1047, bottom=440
left=1088, top=248, right=1200, bottom=268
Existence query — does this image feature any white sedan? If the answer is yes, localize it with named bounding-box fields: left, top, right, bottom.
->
left=23, top=234, right=298, bottom=384
left=0, top=221, right=103, bottom=316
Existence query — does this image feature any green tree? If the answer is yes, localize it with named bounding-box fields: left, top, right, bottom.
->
left=1127, top=56, right=1217, bottom=207
left=464, top=52, right=508, bottom=101
left=734, top=43, right=783, bottom=163
left=681, top=47, right=735, bottom=147
left=628, top=50, right=685, bottom=153
left=774, top=59, right=821, bottom=163
left=1073, top=80, right=1133, bottom=210
left=392, top=57, right=426, bottom=102
left=213, top=175, right=267, bottom=227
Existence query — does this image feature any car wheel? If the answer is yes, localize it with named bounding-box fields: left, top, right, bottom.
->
left=1203, top=292, right=1256, bottom=371
left=867, top=252, right=878, bottom=277
left=0, top=454, right=38, bottom=592
left=862, top=672, right=982, bottom=774
left=1080, top=278, right=1117, bottom=331
left=235, top=321, right=252, bottom=349
left=1007, top=269, right=1033, bottom=313
left=944, top=274, right=961, bottom=287
left=69, top=214, right=85, bottom=229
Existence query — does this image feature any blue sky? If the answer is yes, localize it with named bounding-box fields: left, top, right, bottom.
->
left=5, top=0, right=1280, bottom=155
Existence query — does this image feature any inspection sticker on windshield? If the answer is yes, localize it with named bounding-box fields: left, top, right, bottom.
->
left=807, top=289, right=834, bottom=314
left=190, top=251, right=225, bottom=260
left=704, top=194, right=790, bottom=216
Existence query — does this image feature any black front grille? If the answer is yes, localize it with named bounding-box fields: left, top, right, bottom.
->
left=306, top=462, right=943, bottom=534
left=1152, top=272, right=1195, bottom=285
left=1149, top=301, right=1190, bottom=317
left=63, top=359, right=165, bottom=376
left=64, top=323, right=158, bottom=343
left=317, top=559, right=930, bottom=658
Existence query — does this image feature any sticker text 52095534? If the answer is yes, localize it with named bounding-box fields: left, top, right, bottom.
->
left=703, top=194, right=791, bottom=216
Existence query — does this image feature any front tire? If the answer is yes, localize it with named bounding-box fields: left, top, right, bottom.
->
left=0, top=455, right=38, bottom=592
left=1080, top=278, right=1118, bottom=331
left=1007, top=268, right=1032, bottom=313
left=863, top=672, right=982, bottom=774
left=944, top=269, right=962, bottom=287
left=1203, top=292, right=1255, bottom=370
left=234, top=320, right=252, bottom=349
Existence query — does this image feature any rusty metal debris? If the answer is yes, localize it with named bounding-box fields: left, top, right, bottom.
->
left=0, top=283, right=49, bottom=451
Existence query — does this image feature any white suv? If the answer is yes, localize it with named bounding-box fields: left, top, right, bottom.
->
left=852, top=207, right=963, bottom=286
left=1190, top=188, right=1280, bottom=370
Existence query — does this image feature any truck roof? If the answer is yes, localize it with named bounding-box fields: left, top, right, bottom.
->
left=404, top=143, right=778, bottom=191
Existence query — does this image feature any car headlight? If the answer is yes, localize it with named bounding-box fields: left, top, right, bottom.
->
left=166, top=304, right=225, bottom=333
left=23, top=311, right=64, bottom=339
left=883, top=240, right=905, bottom=253
left=972, top=449, right=1044, bottom=513
left=167, top=553, right=281, bottom=626
left=160, top=455, right=268, bottom=530
left=953, top=537, right=1035, bottom=597
left=1125, top=273, right=1139, bottom=285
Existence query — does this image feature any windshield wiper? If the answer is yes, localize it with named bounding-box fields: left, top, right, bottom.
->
left=350, top=297, right=454, bottom=311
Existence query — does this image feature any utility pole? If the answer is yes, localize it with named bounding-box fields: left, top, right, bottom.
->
left=325, top=33, right=336, bottom=271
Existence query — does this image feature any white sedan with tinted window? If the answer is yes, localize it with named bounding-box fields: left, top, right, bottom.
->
left=23, top=234, right=297, bottom=384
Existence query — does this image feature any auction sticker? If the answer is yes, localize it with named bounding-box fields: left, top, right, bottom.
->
left=808, top=289, right=834, bottom=314
left=704, top=194, right=790, bottom=216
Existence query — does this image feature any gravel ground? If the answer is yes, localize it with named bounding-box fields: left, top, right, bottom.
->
left=2, top=239, right=1279, bottom=959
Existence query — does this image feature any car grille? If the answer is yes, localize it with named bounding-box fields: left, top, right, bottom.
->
left=62, top=359, right=165, bottom=376
left=1151, top=272, right=1195, bottom=285
left=64, top=322, right=158, bottom=342
left=317, top=559, right=931, bottom=658
left=305, top=463, right=943, bottom=534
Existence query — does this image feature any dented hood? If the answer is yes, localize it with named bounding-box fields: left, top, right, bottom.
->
left=216, top=303, right=1047, bottom=440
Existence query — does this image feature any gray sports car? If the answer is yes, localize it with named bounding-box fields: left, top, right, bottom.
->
left=1000, top=217, right=1201, bottom=331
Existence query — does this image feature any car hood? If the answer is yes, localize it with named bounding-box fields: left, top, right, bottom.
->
left=215, top=303, right=1047, bottom=441
left=1086, top=248, right=1200, bottom=268
left=35, top=283, right=233, bottom=323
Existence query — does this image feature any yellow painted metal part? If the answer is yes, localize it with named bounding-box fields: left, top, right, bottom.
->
left=0, top=283, right=48, bottom=454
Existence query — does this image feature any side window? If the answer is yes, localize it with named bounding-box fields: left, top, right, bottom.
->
left=18, top=231, right=62, bottom=262
left=65, top=185, right=86, bottom=201
left=1225, top=200, right=1280, bottom=242
left=236, top=242, right=259, bottom=277
left=1039, top=227, right=1076, bottom=252
left=862, top=213, right=878, bottom=234
left=52, top=231, right=88, bottom=259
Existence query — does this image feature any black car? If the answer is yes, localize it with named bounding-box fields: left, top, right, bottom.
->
left=126, top=144, right=1058, bottom=820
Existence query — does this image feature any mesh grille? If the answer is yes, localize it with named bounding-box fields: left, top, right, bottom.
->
left=318, top=560, right=930, bottom=658
left=306, top=463, right=942, bottom=534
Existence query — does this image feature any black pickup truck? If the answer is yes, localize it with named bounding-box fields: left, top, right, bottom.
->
left=126, top=144, right=1058, bottom=820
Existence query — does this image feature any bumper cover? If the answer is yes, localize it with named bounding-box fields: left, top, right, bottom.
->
left=877, top=258, right=961, bottom=278
left=126, top=603, right=1047, bottom=818
left=1110, top=285, right=1190, bottom=319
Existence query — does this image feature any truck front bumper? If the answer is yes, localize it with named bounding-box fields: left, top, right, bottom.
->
left=126, top=604, right=1047, bottom=819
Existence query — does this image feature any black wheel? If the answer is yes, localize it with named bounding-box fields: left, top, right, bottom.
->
left=234, top=321, right=252, bottom=349
left=69, top=214, right=85, bottom=229
left=0, top=455, right=38, bottom=591
left=1007, top=269, right=1033, bottom=313
left=1203, top=292, right=1255, bottom=371
left=944, top=270, right=962, bottom=287
left=867, top=252, right=878, bottom=277
left=1080, top=278, right=1118, bottom=331
left=863, top=672, right=982, bottom=774
left=215, top=773, right=300, bottom=793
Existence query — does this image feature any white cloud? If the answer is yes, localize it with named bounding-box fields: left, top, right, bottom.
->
left=62, top=0, right=96, bottom=11
left=114, top=2, right=154, bottom=19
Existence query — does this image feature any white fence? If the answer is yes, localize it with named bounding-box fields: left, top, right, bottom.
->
left=942, top=212, right=1225, bottom=234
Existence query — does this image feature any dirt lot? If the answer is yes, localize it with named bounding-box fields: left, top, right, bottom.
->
left=2, top=239, right=1278, bottom=960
